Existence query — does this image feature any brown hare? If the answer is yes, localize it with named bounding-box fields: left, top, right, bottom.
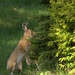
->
left=7, top=22, right=35, bottom=75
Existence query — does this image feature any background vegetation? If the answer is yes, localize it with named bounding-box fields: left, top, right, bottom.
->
left=0, top=0, right=75, bottom=75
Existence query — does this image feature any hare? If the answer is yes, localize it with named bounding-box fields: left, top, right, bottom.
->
left=7, top=22, right=35, bottom=75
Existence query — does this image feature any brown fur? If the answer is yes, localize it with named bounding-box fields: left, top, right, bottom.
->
left=7, top=22, right=35, bottom=75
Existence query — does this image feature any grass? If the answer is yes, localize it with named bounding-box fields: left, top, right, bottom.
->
left=0, top=0, right=67, bottom=75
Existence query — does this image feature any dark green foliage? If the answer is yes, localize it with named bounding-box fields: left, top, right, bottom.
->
left=29, top=15, right=50, bottom=60
left=40, top=0, right=49, bottom=5
left=28, top=15, right=58, bottom=70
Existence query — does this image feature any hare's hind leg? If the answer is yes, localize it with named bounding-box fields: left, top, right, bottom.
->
left=11, top=62, right=16, bottom=75
left=18, top=62, right=23, bottom=75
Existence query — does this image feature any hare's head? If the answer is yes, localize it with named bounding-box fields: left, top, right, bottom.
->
left=22, top=22, right=35, bottom=39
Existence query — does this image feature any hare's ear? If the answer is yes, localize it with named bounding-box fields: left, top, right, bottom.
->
left=22, top=22, right=28, bottom=31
